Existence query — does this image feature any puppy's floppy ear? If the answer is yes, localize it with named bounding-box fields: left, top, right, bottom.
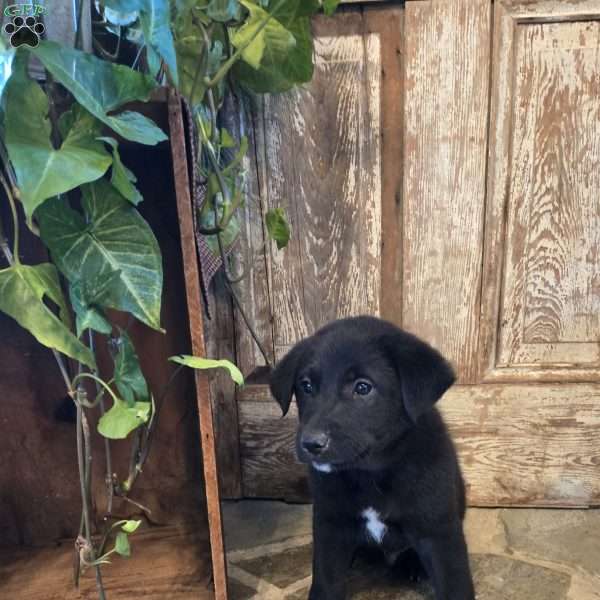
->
left=269, top=340, right=308, bottom=416
left=382, top=329, right=456, bottom=423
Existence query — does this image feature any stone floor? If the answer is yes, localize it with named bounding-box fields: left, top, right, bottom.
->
left=222, top=501, right=600, bottom=600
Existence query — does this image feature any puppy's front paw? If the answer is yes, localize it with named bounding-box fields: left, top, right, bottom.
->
left=308, top=583, right=345, bottom=600
left=391, top=548, right=428, bottom=583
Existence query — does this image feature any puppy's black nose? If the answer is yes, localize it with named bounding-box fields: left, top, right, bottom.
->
left=301, top=431, right=329, bottom=455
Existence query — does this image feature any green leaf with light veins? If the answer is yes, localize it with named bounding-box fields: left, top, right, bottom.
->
left=36, top=180, right=164, bottom=331
left=29, top=41, right=167, bottom=145
left=3, top=53, right=111, bottom=220
left=0, top=263, right=95, bottom=367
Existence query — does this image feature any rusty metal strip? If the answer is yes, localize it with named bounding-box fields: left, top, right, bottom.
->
left=167, top=88, right=229, bottom=600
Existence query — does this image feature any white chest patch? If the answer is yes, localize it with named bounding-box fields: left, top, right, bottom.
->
left=361, top=507, right=387, bottom=544
left=312, top=462, right=333, bottom=473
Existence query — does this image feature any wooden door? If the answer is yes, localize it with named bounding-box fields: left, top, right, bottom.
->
left=213, top=0, right=600, bottom=507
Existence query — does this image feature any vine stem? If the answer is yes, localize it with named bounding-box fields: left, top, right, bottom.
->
left=120, top=364, right=183, bottom=494
left=75, top=387, right=106, bottom=600
left=213, top=215, right=272, bottom=369
left=188, top=17, right=212, bottom=106
left=88, top=331, right=114, bottom=516
left=76, top=392, right=91, bottom=540
left=72, top=372, right=120, bottom=405
left=196, top=105, right=243, bottom=234
left=53, top=350, right=74, bottom=391
left=193, top=74, right=272, bottom=367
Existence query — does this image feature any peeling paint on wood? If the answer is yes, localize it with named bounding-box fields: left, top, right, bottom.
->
left=256, top=15, right=382, bottom=360
left=481, top=0, right=600, bottom=383
left=402, top=0, right=491, bottom=383
left=224, top=1, right=600, bottom=507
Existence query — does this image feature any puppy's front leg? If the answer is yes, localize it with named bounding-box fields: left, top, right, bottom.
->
left=309, top=510, right=357, bottom=600
left=414, top=522, right=474, bottom=600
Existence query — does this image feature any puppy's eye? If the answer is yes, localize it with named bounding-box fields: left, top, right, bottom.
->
left=354, top=380, right=372, bottom=396
left=299, top=380, right=314, bottom=395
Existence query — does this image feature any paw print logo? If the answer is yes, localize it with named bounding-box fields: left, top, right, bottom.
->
left=4, top=16, right=44, bottom=48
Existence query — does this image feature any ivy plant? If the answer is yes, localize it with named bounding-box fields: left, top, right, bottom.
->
left=0, top=0, right=339, bottom=597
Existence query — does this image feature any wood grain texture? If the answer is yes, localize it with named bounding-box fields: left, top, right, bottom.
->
left=232, top=94, right=277, bottom=377
left=366, top=6, right=405, bottom=326
left=238, top=398, right=309, bottom=501
left=402, top=0, right=491, bottom=383
left=237, top=384, right=600, bottom=507
left=500, top=0, right=600, bottom=19
left=256, top=12, right=382, bottom=360
left=0, top=526, right=214, bottom=600
left=205, top=272, right=242, bottom=499
left=168, top=90, right=228, bottom=600
left=480, top=0, right=600, bottom=383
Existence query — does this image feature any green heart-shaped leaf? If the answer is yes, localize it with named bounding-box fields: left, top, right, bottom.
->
left=29, top=41, right=167, bottom=145
left=233, top=0, right=316, bottom=92
left=0, top=263, right=95, bottom=367
left=98, top=397, right=151, bottom=439
left=121, top=520, right=141, bottom=533
left=265, top=207, right=290, bottom=250
left=169, top=355, right=244, bottom=386
left=3, top=53, right=112, bottom=220
left=36, top=179, right=164, bottom=331
left=139, top=0, right=178, bottom=85
left=231, top=0, right=295, bottom=70
left=115, top=531, right=131, bottom=556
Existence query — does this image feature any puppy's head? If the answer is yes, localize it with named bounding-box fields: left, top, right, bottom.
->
left=269, top=316, right=455, bottom=472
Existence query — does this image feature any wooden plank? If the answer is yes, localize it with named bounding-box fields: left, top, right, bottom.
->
left=257, top=12, right=382, bottom=360
left=365, top=5, right=405, bottom=325
left=232, top=94, right=277, bottom=376
left=480, top=0, right=600, bottom=383
left=237, top=384, right=600, bottom=507
left=501, top=20, right=600, bottom=361
left=205, top=272, right=243, bottom=499
left=402, top=0, right=491, bottom=383
left=238, top=399, right=309, bottom=501
left=167, top=90, right=228, bottom=600
left=442, top=384, right=600, bottom=507
left=499, top=0, right=600, bottom=19
left=0, top=525, right=214, bottom=599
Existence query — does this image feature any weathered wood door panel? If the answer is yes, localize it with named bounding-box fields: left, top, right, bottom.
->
left=258, top=16, right=383, bottom=361
left=482, top=0, right=600, bottom=383
left=219, top=0, right=600, bottom=506
left=400, top=0, right=491, bottom=384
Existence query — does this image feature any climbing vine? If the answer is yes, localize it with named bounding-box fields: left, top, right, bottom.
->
left=0, top=0, right=339, bottom=597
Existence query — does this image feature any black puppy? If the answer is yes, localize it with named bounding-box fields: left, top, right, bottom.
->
left=269, top=316, right=474, bottom=600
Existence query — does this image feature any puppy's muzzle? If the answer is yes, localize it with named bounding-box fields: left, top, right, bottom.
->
left=300, top=430, right=330, bottom=456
